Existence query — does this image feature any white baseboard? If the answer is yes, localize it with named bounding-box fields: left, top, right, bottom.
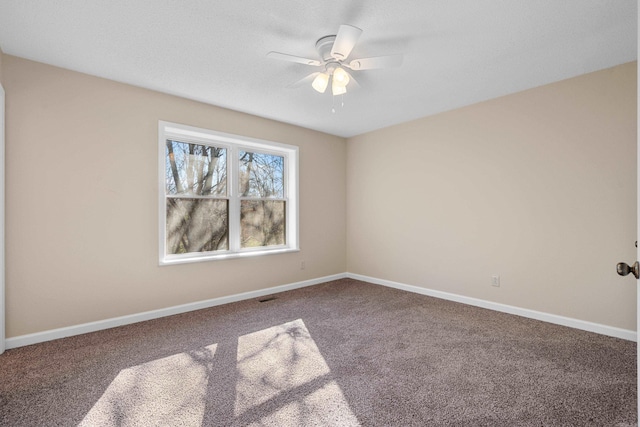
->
left=6, top=271, right=635, bottom=349
left=5, top=273, right=348, bottom=350
left=347, top=273, right=637, bottom=342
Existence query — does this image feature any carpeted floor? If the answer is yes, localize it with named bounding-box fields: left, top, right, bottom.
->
left=0, top=278, right=636, bottom=426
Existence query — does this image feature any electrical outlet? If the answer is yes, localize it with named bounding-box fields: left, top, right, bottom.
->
left=300, top=260, right=306, bottom=270
left=491, top=275, right=500, bottom=287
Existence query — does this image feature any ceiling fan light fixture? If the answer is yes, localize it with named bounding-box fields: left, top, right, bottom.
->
left=332, top=66, right=350, bottom=87
left=332, top=78, right=347, bottom=96
left=311, top=72, right=329, bottom=93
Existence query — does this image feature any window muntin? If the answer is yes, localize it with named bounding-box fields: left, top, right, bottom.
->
left=159, top=122, right=298, bottom=264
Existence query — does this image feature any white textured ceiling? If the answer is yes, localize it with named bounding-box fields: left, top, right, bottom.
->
left=0, top=1, right=636, bottom=138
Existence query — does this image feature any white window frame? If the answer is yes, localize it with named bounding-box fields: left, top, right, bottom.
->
left=159, top=121, right=299, bottom=265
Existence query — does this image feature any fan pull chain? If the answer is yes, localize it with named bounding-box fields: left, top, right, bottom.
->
left=331, top=94, right=345, bottom=114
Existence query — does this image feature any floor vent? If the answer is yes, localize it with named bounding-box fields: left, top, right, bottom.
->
left=258, top=296, right=278, bottom=303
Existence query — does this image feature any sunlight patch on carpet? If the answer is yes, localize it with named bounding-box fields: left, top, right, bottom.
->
left=79, top=319, right=358, bottom=426
left=235, top=319, right=359, bottom=426
left=79, top=344, right=217, bottom=426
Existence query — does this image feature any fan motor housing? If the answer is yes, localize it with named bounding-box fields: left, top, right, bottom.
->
left=315, top=35, right=337, bottom=62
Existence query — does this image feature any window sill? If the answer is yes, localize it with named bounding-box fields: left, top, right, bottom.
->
left=159, top=247, right=300, bottom=266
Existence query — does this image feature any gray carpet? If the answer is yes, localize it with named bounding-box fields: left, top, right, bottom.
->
left=0, top=278, right=636, bottom=426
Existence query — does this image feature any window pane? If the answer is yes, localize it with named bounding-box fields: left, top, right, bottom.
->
left=240, top=200, right=285, bottom=248
left=166, top=198, right=228, bottom=254
left=239, top=151, right=284, bottom=198
left=166, top=140, right=227, bottom=196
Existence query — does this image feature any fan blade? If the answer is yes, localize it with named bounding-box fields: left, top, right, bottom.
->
left=286, top=72, right=320, bottom=88
left=347, top=54, right=403, bottom=70
left=330, top=25, right=362, bottom=60
left=267, top=51, right=321, bottom=66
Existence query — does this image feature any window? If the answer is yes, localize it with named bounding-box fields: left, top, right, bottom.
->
left=159, top=121, right=298, bottom=265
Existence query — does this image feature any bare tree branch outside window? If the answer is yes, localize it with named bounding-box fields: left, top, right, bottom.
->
left=239, top=151, right=286, bottom=248
left=165, top=140, right=228, bottom=254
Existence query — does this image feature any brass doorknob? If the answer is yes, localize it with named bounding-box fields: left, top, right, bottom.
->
left=617, top=261, right=640, bottom=279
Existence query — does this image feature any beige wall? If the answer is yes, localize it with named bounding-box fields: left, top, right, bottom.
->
left=3, top=55, right=347, bottom=337
left=347, top=62, right=637, bottom=330
left=3, top=53, right=636, bottom=338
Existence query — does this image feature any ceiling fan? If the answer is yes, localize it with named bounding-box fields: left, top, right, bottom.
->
left=267, top=24, right=403, bottom=96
